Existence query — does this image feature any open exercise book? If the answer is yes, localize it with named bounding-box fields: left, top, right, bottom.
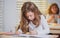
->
left=12, top=34, right=50, bottom=38
left=13, top=34, right=58, bottom=38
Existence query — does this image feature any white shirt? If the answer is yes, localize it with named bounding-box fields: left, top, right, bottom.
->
left=18, top=15, right=50, bottom=35
left=46, top=14, right=60, bottom=24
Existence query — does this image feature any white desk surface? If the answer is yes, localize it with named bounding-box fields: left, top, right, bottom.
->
left=0, top=34, right=59, bottom=38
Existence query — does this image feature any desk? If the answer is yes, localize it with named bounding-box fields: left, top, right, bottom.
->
left=0, top=34, right=59, bottom=38
left=49, top=25, right=60, bottom=34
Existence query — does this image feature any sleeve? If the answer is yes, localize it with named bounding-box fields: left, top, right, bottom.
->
left=46, top=14, right=50, bottom=20
left=34, top=15, right=50, bottom=35
left=18, top=29, right=23, bottom=33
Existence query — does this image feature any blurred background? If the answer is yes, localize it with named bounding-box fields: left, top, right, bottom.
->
left=0, top=0, right=60, bottom=35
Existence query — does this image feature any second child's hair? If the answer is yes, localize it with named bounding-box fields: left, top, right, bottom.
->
left=48, top=3, right=59, bottom=15
left=16, top=2, right=42, bottom=33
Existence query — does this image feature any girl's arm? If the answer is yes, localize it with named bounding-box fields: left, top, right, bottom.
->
left=30, top=15, right=50, bottom=35
left=38, top=15, right=50, bottom=35
left=46, top=15, right=54, bottom=23
left=57, top=15, right=60, bottom=18
left=15, top=29, right=22, bottom=34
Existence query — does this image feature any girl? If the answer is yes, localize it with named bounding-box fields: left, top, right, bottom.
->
left=46, top=3, right=60, bottom=25
left=16, top=2, right=50, bottom=35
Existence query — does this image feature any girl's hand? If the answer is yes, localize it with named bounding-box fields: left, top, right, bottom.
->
left=30, top=30, right=37, bottom=35
left=47, top=15, right=55, bottom=23
left=51, top=15, right=55, bottom=18
left=15, top=31, right=22, bottom=35
left=57, top=15, right=60, bottom=18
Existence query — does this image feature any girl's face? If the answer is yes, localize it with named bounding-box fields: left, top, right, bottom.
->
left=51, top=5, right=58, bottom=14
left=25, top=11, right=35, bottom=21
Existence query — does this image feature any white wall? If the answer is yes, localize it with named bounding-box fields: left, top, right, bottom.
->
left=4, top=0, right=17, bottom=32
left=48, top=0, right=60, bottom=8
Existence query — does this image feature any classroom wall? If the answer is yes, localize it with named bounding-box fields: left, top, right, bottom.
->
left=4, top=0, right=17, bottom=32
left=48, top=0, right=60, bottom=8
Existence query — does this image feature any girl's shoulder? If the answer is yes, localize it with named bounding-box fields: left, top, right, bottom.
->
left=40, top=15, right=46, bottom=19
left=39, top=15, right=46, bottom=22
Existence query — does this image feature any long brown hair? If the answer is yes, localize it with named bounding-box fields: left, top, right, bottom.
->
left=17, top=2, right=42, bottom=33
left=48, top=3, right=59, bottom=15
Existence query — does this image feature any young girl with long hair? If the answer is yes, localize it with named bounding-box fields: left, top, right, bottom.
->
left=46, top=3, right=60, bottom=25
left=16, top=2, right=50, bottom=35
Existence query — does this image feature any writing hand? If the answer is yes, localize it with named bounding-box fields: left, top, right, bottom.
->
left=30, top=30, right=37, bottom=35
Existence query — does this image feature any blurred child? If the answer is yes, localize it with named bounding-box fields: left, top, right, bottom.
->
left=46, top=3, right=60, bottom=25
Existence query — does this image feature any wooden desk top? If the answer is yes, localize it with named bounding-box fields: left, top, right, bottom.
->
left=49, top=25, right=60, bottom=30
left=49, top=25, right=60, bottom=34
